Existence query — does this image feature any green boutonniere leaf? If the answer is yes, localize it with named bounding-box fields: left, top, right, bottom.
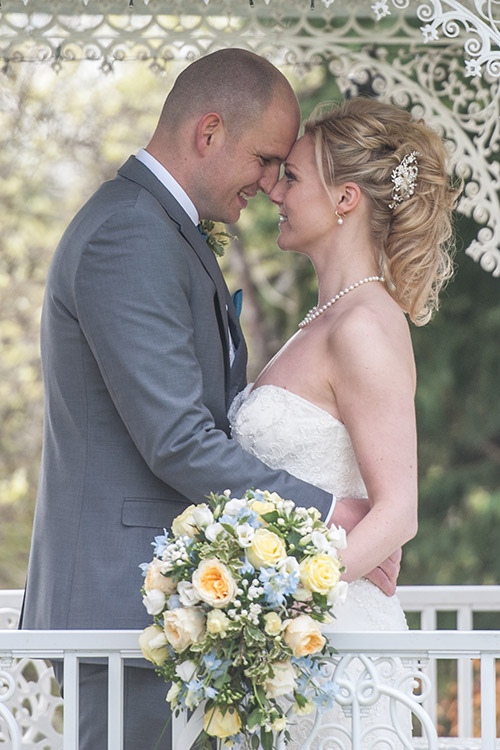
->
left=200, top=219, right=237, bottom=258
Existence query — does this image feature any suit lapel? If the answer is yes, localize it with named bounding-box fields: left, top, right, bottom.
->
left=117, top=157, right=232, bottom=371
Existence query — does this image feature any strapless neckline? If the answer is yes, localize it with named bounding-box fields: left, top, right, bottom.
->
left=248, top=383, right=345, bottom=428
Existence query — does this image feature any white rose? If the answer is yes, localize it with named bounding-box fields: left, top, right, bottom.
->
left=175, top=659, right=198, bottom=682
left=264, top=661, right=297, bottom=699
left=163, top=607, right=206, bottom=652
left=236, top=522, right=255, bottom=548
left=177, top=580, right=201, bottom=606
left=138, top=625, right=168, bottom=666
left=205, top=522, right=224, bottom=542
left=292, top=585, right=313, bottom=602
left=223, top=498, right=246, bottom=516
left=192, top=503, right=214, bottom=529
left=142, top=589, right=166, bottom=615
left=171, top=505, right=197, bottom=537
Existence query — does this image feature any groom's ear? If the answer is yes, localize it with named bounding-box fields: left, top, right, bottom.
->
left=196, top=113, right=225, bottom=156
left=337, top=182, right=362, bottom=214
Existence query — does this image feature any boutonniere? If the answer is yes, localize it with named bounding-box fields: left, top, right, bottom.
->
left=200, top=219, right=237, bottom=258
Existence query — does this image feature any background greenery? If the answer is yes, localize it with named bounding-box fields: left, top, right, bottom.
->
left=1, top=60, right=499, bottom=590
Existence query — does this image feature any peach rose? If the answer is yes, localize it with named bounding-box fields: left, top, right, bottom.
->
left=192, top=558, right=237, bottom=609
left=144, top=558, right=177, bottom=595
left=247, top=528, right=287, bottom=569
left=284, top=614, right=326, bottom=658
left=163, top=607, right=205, bottom=652
left=299, top=553, right=342, bottom=595
left=203, top=706, right=242, bottom=738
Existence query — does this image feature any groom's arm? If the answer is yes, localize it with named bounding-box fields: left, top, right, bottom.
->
left=75, top=205, right=333, bottom=518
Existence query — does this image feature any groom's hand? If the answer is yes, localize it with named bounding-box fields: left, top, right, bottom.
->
left=365, top=549, right=401, bottom=597
left=327, top=497, right=402, bottom=596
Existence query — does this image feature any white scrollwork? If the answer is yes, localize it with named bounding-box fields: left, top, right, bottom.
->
left=0, top=602, right=64, bottom=749
left=0, top=0, right=499, bottom=276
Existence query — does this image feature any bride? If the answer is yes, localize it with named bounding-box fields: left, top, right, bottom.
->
left=229, top=97, right=459, bottom=747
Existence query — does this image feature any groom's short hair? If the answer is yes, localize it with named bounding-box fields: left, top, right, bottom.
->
left=159, top=48, right=295, bottom=137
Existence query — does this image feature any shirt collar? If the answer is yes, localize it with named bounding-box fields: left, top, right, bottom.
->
left=135, top=148, right=199, bottom=226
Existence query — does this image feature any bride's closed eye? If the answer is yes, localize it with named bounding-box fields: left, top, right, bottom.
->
left=284, top=169, right=297, bottom=182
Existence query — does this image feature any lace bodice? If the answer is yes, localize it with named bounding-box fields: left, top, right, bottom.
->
left=228, top=383, right=367, bottom=500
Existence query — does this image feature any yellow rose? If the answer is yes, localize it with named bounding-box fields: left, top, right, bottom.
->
left=284, top=614, right=326, bottom=658
left=138, top=624, right=168, bottom=666
left=262, top=490, right=284, bottom=504
left=163, top=607, right=205, bottom=652
left=203, top=706, right=242, bottom=738
left=263, top=612, right=283, bottom=636
left=264, top=660, right=297, bottom=699
left=192, top=558, right=237, bottom=608
left=250, top=499, right=276, bottom=521
left=247, top=528, right=287, bottom=569
left=171, top=505, right=197, bottom=537
left=299, top=553, right=342, bottom=594
left=144, top=558, right=177, bottom=595
left=207, top=609, right=231, bottom=636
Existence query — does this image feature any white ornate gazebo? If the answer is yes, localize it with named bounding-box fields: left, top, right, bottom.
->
left=1, top=0, right=499, bottom=276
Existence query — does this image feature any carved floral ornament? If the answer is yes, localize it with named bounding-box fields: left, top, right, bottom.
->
left=0, top=0, right=499, bottom=275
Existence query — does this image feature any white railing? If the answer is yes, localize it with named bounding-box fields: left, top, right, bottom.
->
left=1, top=587, right=499, bottom=749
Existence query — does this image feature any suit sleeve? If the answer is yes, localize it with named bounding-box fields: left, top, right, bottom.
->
left=75, top=206, right=332, bottom=518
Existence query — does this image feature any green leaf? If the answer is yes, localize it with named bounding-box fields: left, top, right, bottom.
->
left=261, top=728, right=274, bottom=750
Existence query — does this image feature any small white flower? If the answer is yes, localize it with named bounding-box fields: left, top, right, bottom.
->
left=277, top=556, right=300, bottom=575
left=421, top=23, right=439, bottom=43
left=224, top=498, right=247, bottom=516
left=205, top=522, right=223, bottom=542
left=177, top=580, right=201, bottom=606
left=326, top=524, right=347, bottom=549
left=311, top=530, right=329, bottom=552
left=236, top=522, right=255, bottom=548
left=327, top=580, right=349, bottom=606
left=175, top=659, right=198, bottom=682
left=142, top=589, right=166, bottom=615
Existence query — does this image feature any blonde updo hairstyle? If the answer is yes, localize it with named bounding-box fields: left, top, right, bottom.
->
left=304, top=97, right=460, bottom=325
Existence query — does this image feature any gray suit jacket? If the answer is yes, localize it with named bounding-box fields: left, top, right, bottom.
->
left=20, top=156, right=331, bottom=632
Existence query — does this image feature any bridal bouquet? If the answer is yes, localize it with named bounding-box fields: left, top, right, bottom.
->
left=139, top=489, right=347, bottom=750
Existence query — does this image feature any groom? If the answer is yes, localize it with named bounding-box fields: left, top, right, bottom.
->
left=20, top=49, right=399, bottom=749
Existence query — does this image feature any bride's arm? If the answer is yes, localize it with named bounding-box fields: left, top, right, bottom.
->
left=328, top=304, right=418, bottom=585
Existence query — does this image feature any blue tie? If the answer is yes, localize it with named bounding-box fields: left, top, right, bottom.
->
left=197, top=223, right=208, bottom=239
left=232, top=289, right=243, bottom=318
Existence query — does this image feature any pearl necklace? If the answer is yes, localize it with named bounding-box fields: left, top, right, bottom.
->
left=298, top=276, right=385, bottom=329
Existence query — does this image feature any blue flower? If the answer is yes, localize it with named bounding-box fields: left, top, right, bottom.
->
left=239, top=558, right=255, bottom=576
left=259, top=568, right=300, bottom=606
left=151, top=529, right=169, bottom=556
left=168, top=594, right=181, bottom=610
left=138, top=562, right=150, bottom=578
left=204, top=686, right=218, bottom=700
left=313, top=680, right=339, bottom=713
left=202, top=650, right=223, bottom=675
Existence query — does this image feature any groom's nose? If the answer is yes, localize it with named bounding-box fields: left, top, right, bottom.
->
left=257, top=162, right=281, bottom=195
left=268, top=176, right=285, bottom=204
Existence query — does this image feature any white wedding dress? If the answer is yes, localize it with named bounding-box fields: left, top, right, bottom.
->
left=229, top=384, right=412, bottom=749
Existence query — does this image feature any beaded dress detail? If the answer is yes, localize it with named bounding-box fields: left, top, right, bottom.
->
left=229, top=384, right=411, bottom=748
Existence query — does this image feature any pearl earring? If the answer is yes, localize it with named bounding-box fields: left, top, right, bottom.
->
left=335, top=210, right=344, bottom=225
